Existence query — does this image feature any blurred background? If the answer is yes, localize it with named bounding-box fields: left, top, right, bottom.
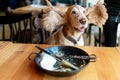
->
left=1, top=0, right=119, bottom=47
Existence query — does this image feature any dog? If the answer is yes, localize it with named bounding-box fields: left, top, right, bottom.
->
left=45, top=5, right=88, bottom=46
left=33, top=0, right=108, bottom=46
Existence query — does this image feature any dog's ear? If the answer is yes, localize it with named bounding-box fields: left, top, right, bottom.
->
left=33, top=0, right=66, bottom=33
left=37, top=0, right=66, bottom=33
left=85, top=2, right=108, bottom=27
left=41, top=10, right=64, bottom=33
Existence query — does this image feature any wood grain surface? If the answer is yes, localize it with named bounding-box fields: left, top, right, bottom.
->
left=0, top=41, right=120, bottom=80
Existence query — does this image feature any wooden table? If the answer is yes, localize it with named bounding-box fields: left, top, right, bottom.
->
left=14, top=5, right=68, bottom=14
left=0, top=41, right=120, bottom=80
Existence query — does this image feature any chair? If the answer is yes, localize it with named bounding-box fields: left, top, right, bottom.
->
left=86, top=24, right=103, bottom=46
left=94, top=25, right=120, bottom=46
left=0, top=13, right=32, bottom=43
left=94, top=27, right=103, bottom=46
left=32, top=17, right=51, bottom=44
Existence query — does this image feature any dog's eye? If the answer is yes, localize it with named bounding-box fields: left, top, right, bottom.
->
left=72, top=11, right=76, bottom=14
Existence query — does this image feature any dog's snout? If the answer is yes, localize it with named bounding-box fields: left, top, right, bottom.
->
left=79, top=18, right=86, bottom=25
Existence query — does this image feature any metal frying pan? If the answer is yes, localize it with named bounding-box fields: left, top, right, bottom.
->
left=29, top=46, right=96, bottom=77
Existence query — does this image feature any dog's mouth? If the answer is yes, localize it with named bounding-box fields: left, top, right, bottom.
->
left=74, top=26, right=85, bottom=32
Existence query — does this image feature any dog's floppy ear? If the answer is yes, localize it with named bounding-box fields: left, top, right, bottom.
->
left=85, top=1, right=108, bottom=27
left=41, top=10, right=64, bottom=33
left=39, top=0, right=66, bottom=33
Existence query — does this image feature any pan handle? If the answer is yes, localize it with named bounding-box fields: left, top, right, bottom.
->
left=28, top=52, right=38, bottom=61
left=89, top=54, right=97, bottom=62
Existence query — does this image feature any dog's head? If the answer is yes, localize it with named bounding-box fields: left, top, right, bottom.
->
left=64, top=5, right=88, bottom=33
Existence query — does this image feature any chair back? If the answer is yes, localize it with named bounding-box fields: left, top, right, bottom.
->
left=0, top=13, right=32, bottom=43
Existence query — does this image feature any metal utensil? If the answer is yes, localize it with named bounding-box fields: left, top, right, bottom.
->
left=35, top=46, right=79, bottom=70
left=69, top=54, right=96, bottom=60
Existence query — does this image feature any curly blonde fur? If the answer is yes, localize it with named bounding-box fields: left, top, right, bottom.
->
left=41, top=10, right=64, bottom=32
left=86, top=2, right=108, bottom=27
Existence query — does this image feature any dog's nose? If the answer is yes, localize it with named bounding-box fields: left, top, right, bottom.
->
left=79, top=18, right=86, bottom=25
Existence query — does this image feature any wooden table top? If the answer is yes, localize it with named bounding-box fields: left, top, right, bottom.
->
left=14, top=5, right=68, bottom=14
left=0, top=41, right=120, bottom=80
